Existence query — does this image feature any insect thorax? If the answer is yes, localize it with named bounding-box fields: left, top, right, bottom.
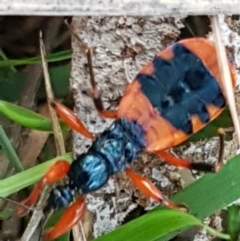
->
left=67, top=118, right=146, bottom=195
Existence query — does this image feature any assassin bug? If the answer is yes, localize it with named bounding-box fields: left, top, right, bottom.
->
left=17, top=31, right=236, bottom=240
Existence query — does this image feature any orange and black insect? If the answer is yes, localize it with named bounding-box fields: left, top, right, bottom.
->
left=17, top=37, right=236, bottom=240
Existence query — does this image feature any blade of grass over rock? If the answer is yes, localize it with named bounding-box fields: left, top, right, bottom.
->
left=93, top=155, right=240, bottom=241
left=0, top=100, right=68, bottom=132
left=0, top=153, right=72, bottom=198
left=172, top=155, right=240, bottom=219
left=93, top=209, right=230, bottom=241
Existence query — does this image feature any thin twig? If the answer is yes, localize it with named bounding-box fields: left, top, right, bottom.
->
left=210, top=15, right=240, bottom=146
left=39, top=30, right=66, bottom=155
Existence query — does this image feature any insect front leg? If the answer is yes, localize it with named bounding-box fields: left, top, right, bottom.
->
left=125, top=167, right=187, bottom=211
left=16, top=161, right=70, bottom=216
left=43, top=196, right=86, bottom=241
left=65, top=20, right=118, bottom=119
left=86, top=47, right=118, bottom=119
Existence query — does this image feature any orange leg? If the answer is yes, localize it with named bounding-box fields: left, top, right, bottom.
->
left=65, top=20, right=118, bottom=119
left=51, top=101, right=95, bottom=139
left=155, top=151, right=215, bottom=172
left=44, top=196, right=86, bottom=241
left=125, top=167, right=187, bottom=211
left=16, top=161, right=70, bottom=216
left=86, top=46, right=117, bottom=119
left=156, top=151, right=192, bottom=169
left=155, top=128, right=225, bottom=172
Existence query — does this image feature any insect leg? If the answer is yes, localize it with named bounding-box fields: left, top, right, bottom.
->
left=86, top=47, right=118, bottom=119
left=155, top=128, right=226, bottom=173
left=215, top=128, right=225, bottom=172
left=66, top=20, right=117, bottom=119
left=155, top=151, right=215, bottom=172
left=43, top=196, right=86, bottom=241
left=51, top=101, right=95, bottom=139
left=16, top=161, right=70, bottom=216
left=125, top=167, right=187, bottom=211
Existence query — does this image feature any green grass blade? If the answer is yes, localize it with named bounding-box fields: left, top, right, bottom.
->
left=93, top=155, right=240, bottom=241
left=0, top=100, right=53, bottom=131
left=94, top=209, right=229, bottom=241
left=0, top=125, right=24, bottom=172
left=0, top=100, right=68, bottom=132
left=0, top=153, right=72, bottom=198
left=94, top=209, right=201, bottom=241
left=0, top=50, right=71, bottom=67
left=172, top=155, right=240, bottom=219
